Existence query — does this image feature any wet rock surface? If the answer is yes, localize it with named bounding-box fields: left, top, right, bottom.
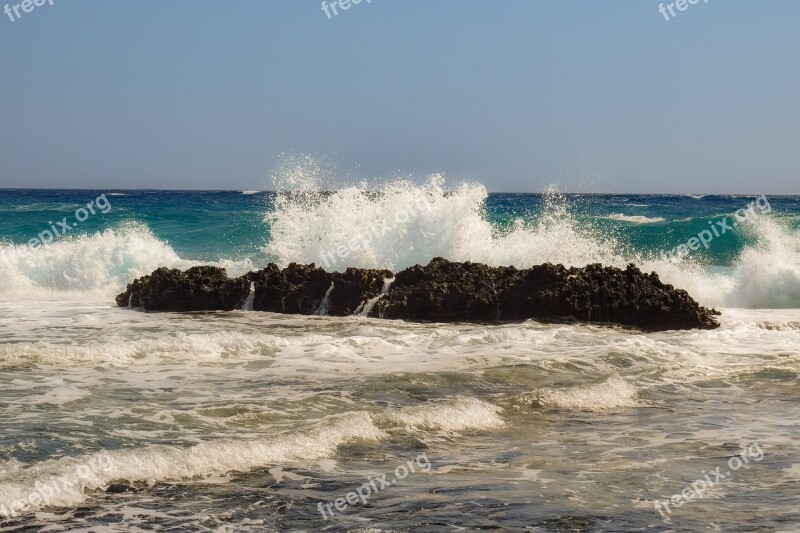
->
left=244, top=263, right=393, bottom=316
left=116, top=258, right=720, bottom=330
left=114, top=266, right=250, bottom=311
left=374, top=258, right=720, bottom=330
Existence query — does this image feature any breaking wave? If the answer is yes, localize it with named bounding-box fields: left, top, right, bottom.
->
left=1, top=172, right=798, bottom=309
left=0, top=223, right=254, bottom=298
left=263, top=172, right=800, bottom=309
left=0, top=399, right=503, bottom=516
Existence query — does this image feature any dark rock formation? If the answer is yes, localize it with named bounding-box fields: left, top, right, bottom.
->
left=373, top=258, right=720, bottom=330
left=116, top=259, right=720, bottom=331
left=245, top=264, right=392, bottom=316
left=115, top=266, right=250, bottom=311
left=374, top=259, right=503, bottom=322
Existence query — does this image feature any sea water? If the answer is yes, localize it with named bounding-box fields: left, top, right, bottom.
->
left=1, top=176, right=799, bottom=531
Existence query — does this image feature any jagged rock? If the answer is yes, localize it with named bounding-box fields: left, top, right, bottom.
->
left=116, top=259, right=720, bottom=330
left=373, top=258, right=720, bottom=330
left=115, top=266, right=250, bottom=311
left=246, top=263, right=393, bottom=315
left=373, top=259, right=502, bottom=321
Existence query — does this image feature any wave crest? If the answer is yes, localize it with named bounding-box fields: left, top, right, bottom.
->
left=2, top=174, right=798, bottom=309
left=264, top=175, right=622, bottom=272
left=0, top=223, right=254, bottom=298
left=262, top=168, right=800, bottom=309
left=605, top=213, right=665, bottom=224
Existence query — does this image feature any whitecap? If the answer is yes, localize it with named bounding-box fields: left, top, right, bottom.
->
left=604, top=214, right=666, bottom=224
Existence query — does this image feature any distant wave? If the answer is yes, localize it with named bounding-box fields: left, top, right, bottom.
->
left=687, top=194, right=706, bottom=200
left=241, top=190, right=263, bottom=195
left=108, top=193, right=126, bottom=196
left=4, top=203, right=76, bottom=212
left=604, top=213, right=666, bottom=224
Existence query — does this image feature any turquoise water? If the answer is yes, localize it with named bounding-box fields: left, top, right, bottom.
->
left=1, top=189, right=798, bottom=267
left=0, top=190, right=269, bottom=263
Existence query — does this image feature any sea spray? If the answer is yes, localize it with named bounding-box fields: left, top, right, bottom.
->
left=262, top=169, right=800, bottom=309
left=264, top=175, right=624, bottom=272
left=0, top=223, right=254, bottom=298
left=1, top=183, right=798, bottom=309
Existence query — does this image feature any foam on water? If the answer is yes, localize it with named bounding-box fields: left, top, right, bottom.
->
left=523, top=376, right=639, bottom=411
left=605, top=214, right=666, bottom=224
left=0, top=399, right=506, bottom=517
left=636, top=210, right=800, bottom=309
left=1, top=175, right=798, bottom=309
left=263, top=171, right=800, bottom=309
left=724, top=214, right=800, bottom=308
left=377, top=398, right=505, bottom=432
left=0, top=223, right=254, bottom=298
left=0, top=330, right=285, bottom=366
left=264, top=175, right=620, bottom=273
left=3, top=302, right=799, bottom=388
left=0, top=412, right=385, bottom=516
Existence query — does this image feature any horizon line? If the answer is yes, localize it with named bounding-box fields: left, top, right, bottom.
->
left=0, top=188, right=793, bottom=197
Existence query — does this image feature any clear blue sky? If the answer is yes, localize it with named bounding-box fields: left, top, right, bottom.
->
left=0, top=0, right=798, bottom=193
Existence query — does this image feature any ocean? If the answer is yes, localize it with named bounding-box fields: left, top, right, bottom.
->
left=1, top=176, right=799, bottom=531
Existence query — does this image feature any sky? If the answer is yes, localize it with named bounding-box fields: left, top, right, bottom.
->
left=0, top=0, right=798, bottom=193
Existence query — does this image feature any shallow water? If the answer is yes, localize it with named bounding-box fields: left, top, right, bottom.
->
left=1, top=300, right=798, bottom=531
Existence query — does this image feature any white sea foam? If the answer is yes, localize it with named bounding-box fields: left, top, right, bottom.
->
left=0, top=331, right=285, bottom=366
left=377, top=398, right=505, bottom=432
left=534, top=376, right=638, bottom=410
left=0, top=398, right=505, bottom=517
left=724, top=215, right=800, bottom=308
left=605, top=214, right=665, bottom=224
left=0, top=223, right=254, bottom=298
left=0, top=412, right=385, bottom=516
left=262, top=170, right=800, bottom=309
left=1, top=174, right=798, bottom=309
left=264, top=174, right=620, bottom=274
